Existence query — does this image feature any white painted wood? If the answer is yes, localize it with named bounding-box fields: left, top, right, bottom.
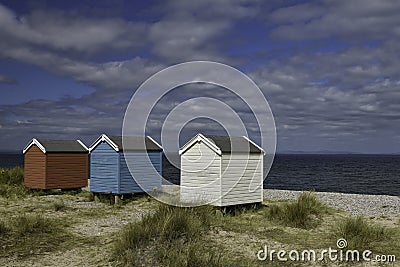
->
left=180, top=135, right=264, bottom=207
left=242, top=136, right=265, bottom=155
left=147, top=136, right=163, bottom=149
left=89, top=134, right=119, bottom=153
left=221, top=153, right=263, bottom=206
left=77, top=140, right=89, bottom=151
left=179, top=134, right=221, bottom=155
left=22, top=138, right=46, bottom=154
left=180, top=141, right=221, bottom=206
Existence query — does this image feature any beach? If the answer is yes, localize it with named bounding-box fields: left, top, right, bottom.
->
left=264, top=189, right=400, bottom=217
left=1, top=186, right=399, bottom=266
left=162, top=184, right=400, bottom=216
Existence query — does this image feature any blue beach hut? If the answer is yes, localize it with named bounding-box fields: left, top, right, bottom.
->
left=89, top=134, right=163, bottom=194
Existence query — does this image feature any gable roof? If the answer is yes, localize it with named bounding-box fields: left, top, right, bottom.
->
left=179, top=134, right=265, bottom=155
left=89, top=134, right=162, bottom=153
left=204, top=135, right=263, bottom=154
left=179, top=133, right=222, bottom=155
left=23, top=138, right=88, bottom=154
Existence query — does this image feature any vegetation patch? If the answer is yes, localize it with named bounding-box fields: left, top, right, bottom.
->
left=0, top=172, right=398, bottom=266
left=75, top=190, right=94, bottom=202
left=158, top=239, right=223, bottom=267
left=112, top=203, right=223, bottom=266
left=0, top=213, right=69, bottom=258
left=0, top=167, right=28, bottom=198
left=265, top=191, right=329, bottom=229
left=0, top=167, right=24, bottom=185
left=333, top=216, right=387, bottom=251
left=52, top=200, right=67, bottom=211
left=0, top=220, right=10, bottom=237
left=13, top=213, right=55, bottom=236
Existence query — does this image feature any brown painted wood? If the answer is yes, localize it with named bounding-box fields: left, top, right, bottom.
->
left=24, top=144, right=88, bottom=189
left=46, top=153, right=88, bottom=189
left=24, top=145, right=46, bottom=188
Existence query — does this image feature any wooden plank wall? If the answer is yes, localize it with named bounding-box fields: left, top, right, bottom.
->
left=119, top=151, right=162, bottom=193
left=180, top=141, right=222, bottom=206
left=221, top=153, right=263, bottom=206
left=46, top=153, right=88, bottom=189
left=24, top=145, right=46, bottom=188
left=89, top=142, right=119, bottom=193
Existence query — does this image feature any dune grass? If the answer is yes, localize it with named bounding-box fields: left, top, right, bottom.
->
left=13, top=213, right=55, bottom=236
left=0, top=173, right=397, bottom=266
left=0, top=220, right=9, bottom=237
left=0, top=167, right=28, bottom=198
left=265, top=191, right=329, bottom=229
left=76, top=190, right=95, bottom=202
left=112, top=197, right=332, bottom=266
left=0, top=213, right=69, bottom=258
left=112, top=203, right=222, bottom=266
left=0, top=166, right=24, bottom=185
left=114, top=203, right=214, bottom=246
left=158, top=239, right=223, bottom=267
left=333, top=216, right=387, bottom=251
left=52, top=200, right=67, bottom=211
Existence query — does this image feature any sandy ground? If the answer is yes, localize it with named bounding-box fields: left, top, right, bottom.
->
left=0, top=194, right=154, bottom=267
left=0, top=189, right=398, bottom=266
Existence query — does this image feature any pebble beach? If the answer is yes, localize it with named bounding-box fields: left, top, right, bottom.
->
left=163, top=185, right=399, bottom=216
left=264, top=189, right=400, bottom=217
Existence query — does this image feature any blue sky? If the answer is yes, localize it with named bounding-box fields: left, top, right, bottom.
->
left=0, top=0, right=399, bottom=153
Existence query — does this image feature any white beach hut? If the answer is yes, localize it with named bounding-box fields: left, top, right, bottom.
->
left=179, top=134, right=265, bottom=206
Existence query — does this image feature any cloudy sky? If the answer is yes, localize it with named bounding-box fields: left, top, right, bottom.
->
left=0, top=0, right=399, bottom=153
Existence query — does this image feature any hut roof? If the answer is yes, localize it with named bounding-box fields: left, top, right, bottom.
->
left=89, top=134, right=162, bottom=152
left=204, top=135, right=262, bottom=153
left=179, top=134, right=264, bottom=155
left=23, top=139, right=88, bottom=154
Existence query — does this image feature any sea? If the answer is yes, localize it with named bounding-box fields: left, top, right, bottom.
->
left=2, top=153, right=399, bottom=196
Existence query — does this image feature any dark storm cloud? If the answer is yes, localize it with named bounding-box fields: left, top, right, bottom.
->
left=269, top=0, right=400, bottom=41
left=253, top=1, right=400, bottom=145
left=0, top=1, right=399, bottom=153
left=147, top=0, right=261, bottom=62
left=0, top=4, right=148, bottom=54
left=0, top=97, right=124, bottom=148
left=249, top=43, right=400, bottom=152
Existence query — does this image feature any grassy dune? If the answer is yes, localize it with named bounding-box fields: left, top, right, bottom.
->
left=0, top=167, right=398, bottom=266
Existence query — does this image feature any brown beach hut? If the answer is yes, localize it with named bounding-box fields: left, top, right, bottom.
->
left=23, top=139, right=89, bottom=189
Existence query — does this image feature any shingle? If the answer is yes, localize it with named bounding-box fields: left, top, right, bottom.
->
left=204, top=135, right=261, bottom=153
left=37, top=139, right=87, bottom=153
left=107, top=136, right=162, bottom=151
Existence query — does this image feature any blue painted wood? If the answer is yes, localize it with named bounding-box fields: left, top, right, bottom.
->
left=89, top=142, right=119, bottom=193
left=90, top=141, right=162, bottom=194
left=119, top=151, right=162, bottom=193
